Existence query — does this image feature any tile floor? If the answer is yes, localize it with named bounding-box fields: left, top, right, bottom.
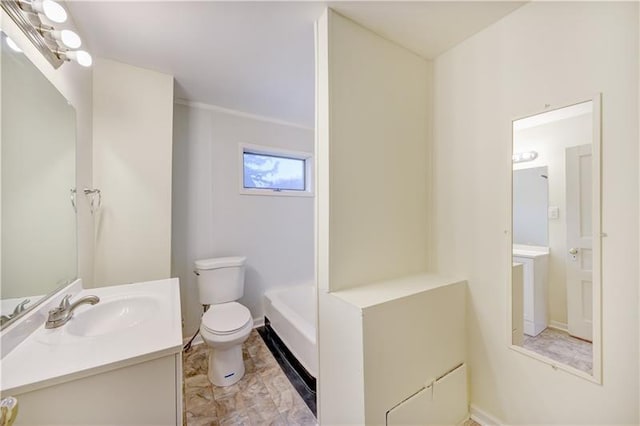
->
left=184, top=330, right=482, bottom=426
left=522, top=327, right=592, bottom=374
left=183, top=330, right=317, bottom=425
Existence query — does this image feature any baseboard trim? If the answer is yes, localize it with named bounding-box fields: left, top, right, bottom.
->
left=470, top=404, right=503, bottom=426
left=182, top=317, right=265, bottom=347
left=548, top=320, right=568, bottom=332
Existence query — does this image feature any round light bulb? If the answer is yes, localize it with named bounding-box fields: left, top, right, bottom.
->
left=5, top=37, right=22, bottom=53
left=59, top=29, right=81, bottom=49
left=36, top=0, right=68, bottom=24
left=67, top=50, right=92, bottom=67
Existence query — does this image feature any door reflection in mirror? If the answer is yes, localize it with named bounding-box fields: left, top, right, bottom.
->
left=511, top=99, right=600, bottom=379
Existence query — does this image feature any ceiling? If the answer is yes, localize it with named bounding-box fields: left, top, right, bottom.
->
left=67, top=1, right=525, bottom=128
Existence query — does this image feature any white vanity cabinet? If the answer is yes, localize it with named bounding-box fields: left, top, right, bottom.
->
left=513, top=245, right=549, bottom=337
left=0, top=278, right=184, bottom=426
left=12, top=354, right=183, bottom=426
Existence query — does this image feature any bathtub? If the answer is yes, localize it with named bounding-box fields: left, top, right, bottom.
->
left=264, top=285, right=317, bottom=378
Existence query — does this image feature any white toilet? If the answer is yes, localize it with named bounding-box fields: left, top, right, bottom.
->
left=194, top=256, right=253, bottom=387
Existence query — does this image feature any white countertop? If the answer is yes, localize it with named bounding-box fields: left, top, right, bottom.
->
left=0, top=278, right=182, bottom=396
left=332, top=273, right=466, bottom=309
left=513, top=244, right=549, bottom=259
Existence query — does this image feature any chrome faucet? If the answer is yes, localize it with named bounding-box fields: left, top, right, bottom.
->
left=0, top=299, right=31, bottom=326
left=45, top=294, right=100, bottom=329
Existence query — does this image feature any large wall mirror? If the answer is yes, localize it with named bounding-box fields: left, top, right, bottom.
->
left=510, top=96, right=602, bottom=382
left=0, top=31, right=77, bottom=329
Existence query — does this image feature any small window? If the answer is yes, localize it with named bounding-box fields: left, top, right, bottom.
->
left=240, top=144, right=313, bottom=196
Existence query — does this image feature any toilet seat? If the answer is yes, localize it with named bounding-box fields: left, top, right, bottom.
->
left=202, top=302, right=251, bottom=335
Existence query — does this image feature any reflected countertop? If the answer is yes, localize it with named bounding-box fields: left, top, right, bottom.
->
left=513, top=244, right=549, bottom=259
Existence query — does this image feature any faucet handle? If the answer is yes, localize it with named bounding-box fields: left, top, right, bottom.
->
left=11, top=299, right=30, bottom=316
left=59, top=294, right=72, bottom=310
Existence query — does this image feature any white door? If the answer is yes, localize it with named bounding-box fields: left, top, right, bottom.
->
left=565, top=144, right=593, bottom=342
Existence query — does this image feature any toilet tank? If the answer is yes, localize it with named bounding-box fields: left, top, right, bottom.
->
left=194, top=256, right=246, bottom=305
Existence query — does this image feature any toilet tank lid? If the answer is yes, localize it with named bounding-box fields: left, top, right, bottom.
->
left=195, top=256, right=246, bottom=270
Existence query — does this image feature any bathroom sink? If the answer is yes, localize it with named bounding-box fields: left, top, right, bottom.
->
left=66, top=295, right=160, bottom=337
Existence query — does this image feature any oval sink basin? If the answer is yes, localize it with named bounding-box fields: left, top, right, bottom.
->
left=66, top=296, right=159, bottom=337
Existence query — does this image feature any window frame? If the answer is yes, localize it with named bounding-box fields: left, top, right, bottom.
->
left=238, top=143, right=314, bottom=197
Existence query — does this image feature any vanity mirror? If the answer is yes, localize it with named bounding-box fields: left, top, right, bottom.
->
left=0, top=32, right=77, bottom=329
left=509, top=96, right=602, bottom=382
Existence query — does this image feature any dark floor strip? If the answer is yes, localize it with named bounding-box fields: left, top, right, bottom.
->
left=257, top=322, right=317, bottom=417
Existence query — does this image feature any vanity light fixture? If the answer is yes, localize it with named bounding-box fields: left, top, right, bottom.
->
left=512, top=150, right=538, bottom=164
left=2, top=0, right=92, bottom=69
left=19, top=0, right=67, bottom=23
left=39, top=26, right=81, bottom=49
left=57, top=49, right=92, bottom=67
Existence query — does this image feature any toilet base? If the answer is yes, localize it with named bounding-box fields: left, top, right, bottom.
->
left=208, top=344, right=245, bottom=386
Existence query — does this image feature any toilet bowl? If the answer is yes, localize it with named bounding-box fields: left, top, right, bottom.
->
left=194, top=256, right=250, bottom=386
left=199, top=301, right=253, bottom=386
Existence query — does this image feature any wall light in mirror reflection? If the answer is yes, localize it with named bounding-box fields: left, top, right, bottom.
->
left=5, top=36, right=22, bottom=52
left=512, top=150, right=538, bottom=164
left=510, top=96, right=602, bottom=383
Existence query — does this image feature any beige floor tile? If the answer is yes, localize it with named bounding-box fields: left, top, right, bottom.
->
left=185, top=386, right=216, bottom=418
left=218, top=411, right=251, bottom=426
left=214, top=391, right=245, bottom=419
left=268, top=389, right=297, bottom=414
left=186, top=373, right=212, bottom=389
left=246, top=399, right=281, bottom=424
left=522, top=328, right=593, bottom=373
left=212, top=382, right=241, bottom=400
left=184, top=331, right=316, bottom=425
left=238, top=373, right=272, bottom=403
left=186, top=414, right=218, bottom=426
left=282, top=404, right=317, bottom=426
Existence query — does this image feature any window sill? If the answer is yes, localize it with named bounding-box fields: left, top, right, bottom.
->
left=239, top=188, right=315, bottom=198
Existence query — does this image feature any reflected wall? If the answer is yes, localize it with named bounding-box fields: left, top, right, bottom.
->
left=1, top=37, right=76, bottom=316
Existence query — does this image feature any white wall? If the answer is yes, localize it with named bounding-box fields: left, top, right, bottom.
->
left=0, top=9, right=93, bottom=289
left=92, top=58, right=173, bottom=287
left=432, top=2, right=638, bottom=423
left=172, top=102, right=314, bottom=335
left=316, top=8, right=432, bottom=425
left=514, top=113, right=592, bottom=327
left=318, top=10, right=431, bottom=293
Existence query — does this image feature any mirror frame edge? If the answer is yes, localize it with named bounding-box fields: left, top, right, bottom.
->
left=507, top=93, right=603, bottom=385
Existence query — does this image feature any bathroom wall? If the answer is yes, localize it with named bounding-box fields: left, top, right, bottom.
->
left=172, top=102, right=314, bottom=335
left=92, top=58, right=173, bottom=287
left=513, top=113, right=592, bottom=329
left=432, top=2, right=638, bottom=423
left=316, top=8, right=433, bottom=424
left=317, top=10, right=432, bottom=294
left=0, top=9, right=93, bottom=288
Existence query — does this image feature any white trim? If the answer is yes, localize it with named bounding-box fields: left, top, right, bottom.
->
left=174, top=98, right=313, bottom=131
left=548, top=320, right=568, bottom=332
left=253, top=317, right=265, bottom=328
left=239, top=143, right=315, bottom=197
left=470, top=404, right=504, bottom=426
